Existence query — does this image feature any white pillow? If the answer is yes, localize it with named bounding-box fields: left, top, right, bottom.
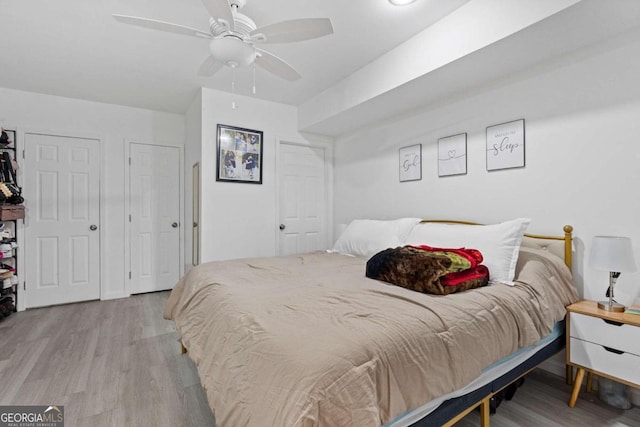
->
left=405, top=218, right=531, bottom=284
left=331, top=218, right=421, bottom=258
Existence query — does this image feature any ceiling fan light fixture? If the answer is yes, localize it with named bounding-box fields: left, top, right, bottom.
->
left=389, top=0, right=417, bottom=5
left=114, top=0, right=333, bottom=82
left=209, top=37, right=256, bottom=67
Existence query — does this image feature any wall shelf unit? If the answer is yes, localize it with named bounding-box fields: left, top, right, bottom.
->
left=0, top=127, right=23, bottom=317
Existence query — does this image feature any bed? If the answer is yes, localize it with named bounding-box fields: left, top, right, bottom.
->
left=164, top=219, right=579, bottom=426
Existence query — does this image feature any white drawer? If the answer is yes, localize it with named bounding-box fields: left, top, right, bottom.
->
left=570, top=312, right=640, bottom=356
left=570, top=337, right=640, bottom=386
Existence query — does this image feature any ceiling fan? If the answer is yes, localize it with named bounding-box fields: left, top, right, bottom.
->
left=113, top=0, right=334, bottom=82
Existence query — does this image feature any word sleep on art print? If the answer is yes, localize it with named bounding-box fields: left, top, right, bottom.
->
left=399, top=144, right=422, bottom=182
left=486, top=119, right=525, bottom=171
left=438, top=133, right=467, bottom=177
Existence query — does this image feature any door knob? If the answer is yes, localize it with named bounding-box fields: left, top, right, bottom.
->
left=279, top=224, right=286, bottom=230
left=172, top=222, right=179, bottom=228
left=89, top=224, right=98, bottom=231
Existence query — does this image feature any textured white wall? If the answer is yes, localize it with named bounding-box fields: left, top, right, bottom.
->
left=198, top=88, right=307, bottom=262
left=333, top=35, right=640, bottom=305
left=0, top=87, right=185, bottom=302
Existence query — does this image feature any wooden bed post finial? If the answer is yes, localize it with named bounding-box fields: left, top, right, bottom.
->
left=563, top=225, right=573, bottom=271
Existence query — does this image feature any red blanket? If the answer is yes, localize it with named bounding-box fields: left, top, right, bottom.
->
left=410, top=245, right=490, bottom=286
left=366, top=245, right=490, bottom=295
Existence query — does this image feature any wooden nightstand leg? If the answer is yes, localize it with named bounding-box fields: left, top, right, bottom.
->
left=586, top=372, right=593, bottom=393
left=569, top=368, right=585, bottom=407
left=566, top=365, right=573, bottom=385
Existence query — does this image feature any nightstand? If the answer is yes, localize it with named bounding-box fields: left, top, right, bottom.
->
left=566, top=300, right=640, bottom=407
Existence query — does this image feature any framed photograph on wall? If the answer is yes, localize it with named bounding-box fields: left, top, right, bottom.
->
left=0, top=128, right=16, bottom=149
left=216, top=124, right=263, bottom=184
left=438, top=133, right=467, bottom=177
left=486, top=119, right=525, bottom=171
left=399, top=144, right=422, bottom=182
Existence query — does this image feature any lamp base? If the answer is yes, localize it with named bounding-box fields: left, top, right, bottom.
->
left=597, top=300, right=625, bottom=312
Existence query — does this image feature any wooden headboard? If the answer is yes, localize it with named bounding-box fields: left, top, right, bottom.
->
left=419, top=220, right=574, bottom=272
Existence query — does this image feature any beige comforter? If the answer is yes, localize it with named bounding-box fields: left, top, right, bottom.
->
left=164, top=248, right=578, bottom=426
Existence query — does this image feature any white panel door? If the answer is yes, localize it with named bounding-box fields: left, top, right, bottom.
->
left=278, top=144, right=327, bottom=255
left=129, top=143, right=180, bottom=294
left=24, top=133, right=100, bottom=308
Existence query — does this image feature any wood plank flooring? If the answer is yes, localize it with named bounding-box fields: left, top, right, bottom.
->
left=0, top=292, right=638, bottom=427
left=0, top=292, right=216, bottom=427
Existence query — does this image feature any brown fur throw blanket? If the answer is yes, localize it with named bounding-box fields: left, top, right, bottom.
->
left=365, top=246, right=489, bottom=295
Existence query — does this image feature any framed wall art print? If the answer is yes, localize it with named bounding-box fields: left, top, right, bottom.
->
left=399, top=144, right=422, bottom=182
left=486, top=119, right=525, bottom=171
left=438, top=133, right=467, bottom=177
left=217, top=124, right=263, bottom=184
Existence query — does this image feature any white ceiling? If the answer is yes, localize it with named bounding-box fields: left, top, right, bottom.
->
left=0, top=0, right=471, bottom=113
left=301, top=0, right=640, bottom=136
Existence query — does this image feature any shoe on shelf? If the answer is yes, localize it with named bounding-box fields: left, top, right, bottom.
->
left=0, top=262, right=15, bottom=271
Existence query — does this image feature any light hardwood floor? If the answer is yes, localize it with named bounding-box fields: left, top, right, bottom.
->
left=0, top=292, right=638, bottom=427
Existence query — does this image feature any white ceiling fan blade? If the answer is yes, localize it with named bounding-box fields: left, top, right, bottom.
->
left=250, top=18, right=333, bottom=44
left=198, top=56, right=224, bottom=77
left=113, top=14, right=211, bottom=39
left=255, top=49, right=301, bottom=81
left=200, top=0, right=234, bottom=28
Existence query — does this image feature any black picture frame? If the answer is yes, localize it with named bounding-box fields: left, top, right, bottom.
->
left=216, top=124, right=263, bottom=184
left=0, top=128, right=16, bottom=149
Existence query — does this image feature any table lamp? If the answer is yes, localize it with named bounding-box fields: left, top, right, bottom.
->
left=589, top=236, right=637, bottom=312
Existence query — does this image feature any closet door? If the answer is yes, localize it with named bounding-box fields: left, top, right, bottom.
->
left=129, top=143, right=180, bottom=294
left=24, top=133, right=101, bottom=307
left=278, top=143, right=328, bottom=255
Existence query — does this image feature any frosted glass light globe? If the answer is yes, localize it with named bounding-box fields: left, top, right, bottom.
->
left=209, top=37, right=256, bottom=67
left=389, top=0, right=417, bottom=6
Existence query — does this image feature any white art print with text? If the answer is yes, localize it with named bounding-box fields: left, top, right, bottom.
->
left=486, top=119, right=525, bottom=171
left=399, top=144, right=421, bottom=182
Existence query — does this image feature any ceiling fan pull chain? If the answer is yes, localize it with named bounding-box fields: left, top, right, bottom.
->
left=232, top=65, right=236, bottom=93
left=231, top=64, right=238, bottom=109
left=252, top=61, right=256, bottom=95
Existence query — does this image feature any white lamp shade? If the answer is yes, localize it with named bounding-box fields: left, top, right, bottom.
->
left=589, top=236, right=637, bottom=272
